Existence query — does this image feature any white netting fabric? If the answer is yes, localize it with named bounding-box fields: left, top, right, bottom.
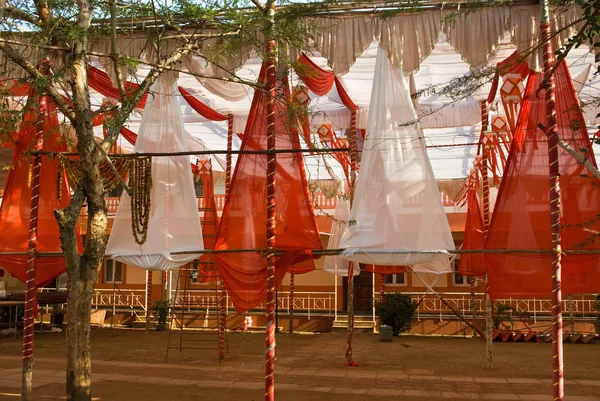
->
left=106, top=76, right=204, bottom=270
left=339, top=48, right=453, bottom=274
left=323, top=186, right=358, bottom=277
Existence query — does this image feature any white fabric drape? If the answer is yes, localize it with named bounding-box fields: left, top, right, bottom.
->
left=311, top=16, right=374, bottom=75
left=374, top=11, right=440, bottom=74
left=323, top=186, right=358, bottom=277
left=339, top=48, right=453, bottom=273
left=442, top=7, right=508, bottom=68
left=183, top=56, right=253, bottom=102
left=90, top=34, right=148, bottom=85
left=106, top=76, right=204, bottom=270
left=509, top=5, right=584, bottom=70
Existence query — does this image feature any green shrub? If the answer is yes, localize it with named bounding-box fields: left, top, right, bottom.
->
left=151, top=300, right=170, bottom=331
left=375, top=294, right=417, bottom=336
left=493, top=303, right=514, bottom=330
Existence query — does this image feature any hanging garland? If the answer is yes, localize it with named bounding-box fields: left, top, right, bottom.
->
left=57, top=154, right=132, bottom=200
left=129, top=156, right=152, bottom=245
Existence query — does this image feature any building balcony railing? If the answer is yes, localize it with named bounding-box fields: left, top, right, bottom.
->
left=91, top=288, right=599, bottom=324
left=102, top=190, right=460, bottom=215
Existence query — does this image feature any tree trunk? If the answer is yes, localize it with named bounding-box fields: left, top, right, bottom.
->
left=66, top=276, right=95, bottom=401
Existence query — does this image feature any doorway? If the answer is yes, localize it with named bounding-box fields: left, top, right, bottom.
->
left=343, top=265, right=373, bottom=313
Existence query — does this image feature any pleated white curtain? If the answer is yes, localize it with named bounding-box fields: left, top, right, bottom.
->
left=339, top=48, right=453, bottom=274
left=106, top=73, right=204, bottom=270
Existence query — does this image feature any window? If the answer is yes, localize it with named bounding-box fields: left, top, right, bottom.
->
left=453, top=256, right=469, bottom=286
left=384, top=273, right=406, bottom=285
left=194, top=179, right=204, bottom=197
left=104, top=259, right=123, bottom=283
left=189, top=261, right=199, bottom=284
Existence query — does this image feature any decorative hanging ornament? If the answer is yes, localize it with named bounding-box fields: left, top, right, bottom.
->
left=473, top=155, right=483, bottom=171
left=491, top=116, right=508, bottom=135
left=317, top=123, right=334, bottom=142
left=292, top=85, right=310, bottom=106
left=500, top=73, right=525, bottom=104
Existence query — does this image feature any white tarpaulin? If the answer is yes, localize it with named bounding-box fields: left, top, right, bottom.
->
left=323, top=184, right=358, bottom=277
left=106, top=74, right=204, bottom=270
left=339, top=48, right=454, bottom=274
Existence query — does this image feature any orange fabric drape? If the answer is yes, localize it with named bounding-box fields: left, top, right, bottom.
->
left=364, top=265, right=407, bottom=274
left=458, top=189, right=486, bottom=277
left=178, top=87, right=228, bottom=121
left=296, top=53, right=358, bottom=111
left=213, top=66, right=322, bottom=313
left=87, top=66, right=148, bottom=109
left=485, top=60, right=600, bottom=297
left=0, top=93, right=83, bottom=287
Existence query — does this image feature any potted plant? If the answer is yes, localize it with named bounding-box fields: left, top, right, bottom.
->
left=151, top=300, right=170, bottom=331
left=375, top=293, right=418, bottom=341
left=51, top=304, right=65, bottom=326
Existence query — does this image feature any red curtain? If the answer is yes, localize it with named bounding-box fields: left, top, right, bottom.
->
left=0, top=93, right=83, bottom=287
left=87, top=66, right=148, bottom=109
left=365, top=265, right=407, bottom=274
left=458, top=189, right=485, bottom=277
left=296, top=53, right=358, bottom=111
left=178, top=87, right=227, bottom=121
left=486, top=60, right=600, bottom=297
left=213, top=65, right=322, bottom=313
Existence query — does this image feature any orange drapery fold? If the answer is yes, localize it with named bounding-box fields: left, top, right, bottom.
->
left=485, top=59, right=600, bottom=297
left=213, top=65, right=322, bottom=313
left=0, top=92, right=83, bottom=287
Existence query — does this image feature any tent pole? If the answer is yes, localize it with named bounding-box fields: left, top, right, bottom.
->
left=146, top=271, right=152, bottom=331
left=480, top=100, right=493, bottom=370
left=264, top=2, right=277, bottom=398
left=218, top=279, right=227, bottom=360
left=226, top=114, right=234, bottom=195
left=345, top=108, right=359, bottom=367
left=22, top=99, right=46, bottom=401
left=289, top=273, right=294, bottom=334
left=540, top=1, right=564, bottom=398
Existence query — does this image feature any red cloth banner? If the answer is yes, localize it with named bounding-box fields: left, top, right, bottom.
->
left=486, top=60, right=600, bottom=297
left=213, top=66, right=322, bottom=313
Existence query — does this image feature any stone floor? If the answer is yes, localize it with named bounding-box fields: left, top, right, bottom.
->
left=0, top=329, right=598, bottom=400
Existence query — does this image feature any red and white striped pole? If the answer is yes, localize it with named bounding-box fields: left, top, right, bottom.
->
left=218, top=280, right=226, bottom=360
left=264, top=3, right=277, bottom=398
left=22, top=96, right=46, bottom=401
left=540, top=1, right=564, bottom=398
left=481, top=100, right=493, bottom=370
left=380, top=274, right=386, bottom=303
left=146, top=271, right=152, bottom=330
left=226, top=114, right=234, bottom=196
left=288, top=273, right=295, bottom=334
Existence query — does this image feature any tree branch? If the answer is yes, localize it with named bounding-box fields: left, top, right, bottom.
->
left=0, top=41, right=75, bottom=121
left=0, top=37, right=70, bottom=52
left=109, top=0, right=126, bottom=100
left=250, top=0, right=266, bottom=13
left=3, top=4, right=41, bottom=25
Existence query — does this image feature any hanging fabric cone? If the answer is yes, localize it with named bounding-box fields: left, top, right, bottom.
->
left=339, top=48, right=454, bottom=273
left=457, top=182, right=486, bottom=277
left=486, top=59, right=600, bottom=297
left=0, top=90, right=83, bottom=287
left=323, top=185, right=357, bottom=277
left=106, top=73, right=203, bottom=270
left=213, top=66, right=323, bottom=314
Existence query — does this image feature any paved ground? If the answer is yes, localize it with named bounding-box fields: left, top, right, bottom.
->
left=0, top=328, right=598, bottom=400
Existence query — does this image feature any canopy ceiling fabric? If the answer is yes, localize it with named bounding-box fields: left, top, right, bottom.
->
left=214, top=66, right=323, bottom=314
left=339, top=48, right=453, bottom=273
left=106, top=75, right=204, bottom=270
left=486, top=60, right=600, bottom=297
left=0, top=92, right=82, bottom=287
left=375, top=10, right=441, bottom=74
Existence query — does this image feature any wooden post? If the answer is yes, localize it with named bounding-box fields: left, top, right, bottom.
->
left=264, top=2, right=277, bottom=398
left=480, top=100, right=493, bottom=370
left=540, top=1, right=564, bottom=398
left=345, top=108, right=359, bottom=366
left=22, top=97, right=46, bottom=401
left=226, top=114, right=233, bottom=196
left=288, top=273, right=294, bottom=334
left=146, top=271, right=152, bottom=331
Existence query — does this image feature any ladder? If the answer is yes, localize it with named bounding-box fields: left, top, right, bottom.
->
left=166, top=159, right=228, bottom=362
